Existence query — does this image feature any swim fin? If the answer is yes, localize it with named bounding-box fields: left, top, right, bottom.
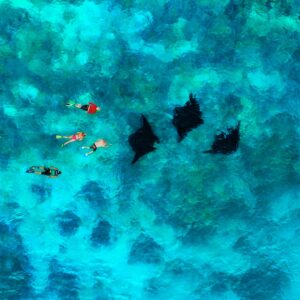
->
left=66, top=100, right=75, bottom=108
left=26, top=166, right=37, bottom=173
left=56, top=135, right=63, bottom=139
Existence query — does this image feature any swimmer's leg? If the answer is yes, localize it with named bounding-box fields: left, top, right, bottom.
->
left=26, top=166, right=44, bottom=174
left=84, top=150, right=94, bottom=156
left=61, top=139, right=75, bottom=147
left=66, top=100, right=76, bottom=107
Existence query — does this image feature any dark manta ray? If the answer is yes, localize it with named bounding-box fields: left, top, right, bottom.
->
left=172, top=93, right=204, bottom=142
left=128, top=115, right=160, bottom=164
left=204, top=121, right=241, bottom=154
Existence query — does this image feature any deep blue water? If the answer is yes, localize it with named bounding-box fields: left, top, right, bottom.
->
left=1, top=0, right=300, bottom=299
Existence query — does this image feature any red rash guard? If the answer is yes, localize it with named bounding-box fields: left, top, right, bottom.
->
left=87, top=102, right=98, bottom=114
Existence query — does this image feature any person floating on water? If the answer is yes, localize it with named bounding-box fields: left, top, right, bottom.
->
left=56, top=132, right=86, bottom=147
left=81, top=139, right=111, bottom=156
left=26, top=166, right=62, bottom=178
left=66, top=101, right=101, bottom=114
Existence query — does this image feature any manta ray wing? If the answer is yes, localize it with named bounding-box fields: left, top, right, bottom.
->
left=128, top=115, right=159, bottom=164
left=172, top=94, right=204, bottom=142
left=204, top=121, right=241, bottom=154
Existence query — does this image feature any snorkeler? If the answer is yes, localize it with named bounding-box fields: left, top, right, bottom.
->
left=56, top=132, right=86, bottom=147
left=66, top=101, right=101, bottom=114
left=26, top=166, right=62, bottom=178
left=81, top=139, right=111, bottom=156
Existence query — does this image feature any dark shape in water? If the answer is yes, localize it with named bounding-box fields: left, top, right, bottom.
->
left=128, top=115, right=159, bottom=164
left=265, top=0, right=274, bottom=10
left=233, top=235, right=252, bottom=254
left=0, top=222, right=32, bottom=299
left=128, top=234, right=164, bottom=264
left=0, top=4, right=30, bottom=41
left=91, top=220, right=112, bottom=246
left=0, top=153, right=9, bottom=168
left=209, top=271, right=235, bottom=295
left=47, top=259, right=79, bottom=300
left=204, top=121, right=240, bottom=154
left=182, top=224, right=216, bottom=245
left=225, top=0, right=239, bottom=20
left=31, top=184, right=51, bottom=201
left=232, top=263, right=289, bottom=300
left=172, top=93, right=204, bottom=142
left=58, top=211, right=81, bottom=236
left=76, top=180, right=107, bottom=208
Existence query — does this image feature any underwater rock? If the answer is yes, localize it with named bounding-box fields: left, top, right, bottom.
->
left=241, top=112, right=299, bottom=195
left=57, top=211, right=81, bottom=236
left=218, top=199, right=251, bottom=220
left=47, top=259, right=79, bottom=300
left=0, top=3, right=30, bottom=41
left=162, top=0, right=203, bottom=24
left=182, top=224, right=216, bottom=245
left=164, top=259, right=201, bottom=284
left=76, top=181, right=107, bottom=208
left=0, top=109, right=22, bottom=159
left=0, top=153, right=9, bottom=168
left=68, top=0, right=85, bottom=4
left=31, top=184, right=51, bottom=201
left=209, top=271, right=235, bottom=295
left=128, top=234, right=164, bottom=264
left=172, top=93, right=204, bottom=142
left=279, top=0, right=292, bottom=16
left=233, top=235, right=253, bottom=255
left=265, top=0, right=274, bottom=10
left=138, top=185, right=170, bottom=223
left=225, top=0, right=240, bottom=20
left=92, top=281, right=114, bottom=300
left=128, top=115, right=160, bottom=164
left=145, top=258, right=202, bottom=298
left=0, top=222, right=32, bottom=299
left=232, top=263, right=289, bottom=300
left=91, top=220, right=112, bottom=246
left=145, top=277, right=161, bottom=296
left=165, top=258, right=192, bottom=275
left=204, top=121, right=240, bottom=154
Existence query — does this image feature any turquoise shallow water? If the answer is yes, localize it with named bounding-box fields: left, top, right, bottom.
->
left=1, top=0, right=300, bottom=299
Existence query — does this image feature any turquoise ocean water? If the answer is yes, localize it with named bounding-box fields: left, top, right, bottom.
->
left=1, top=0, right=300, bottom=299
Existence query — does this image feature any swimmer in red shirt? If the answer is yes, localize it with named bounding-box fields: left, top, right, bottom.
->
left=66, top=101, right=101, bottom=114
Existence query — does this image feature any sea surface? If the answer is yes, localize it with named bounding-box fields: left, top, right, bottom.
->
left=1, top=0, right=300, bottom=299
